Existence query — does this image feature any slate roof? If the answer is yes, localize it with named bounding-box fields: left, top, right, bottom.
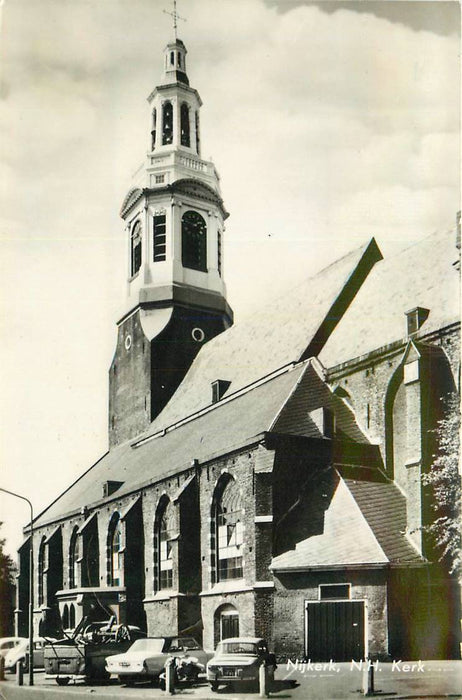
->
left=272, top=361, right=369, bottom=443
left=34, top=363, right=307, bottom=526
left=270, top=472, right=423, bottom=571
left=344, top=478, right=423, bottom=564
left=320, top=228, right=460, bottom=368
left=271, top=477, right=388, bottom=570
left=143, top=240, right=380, bottom=436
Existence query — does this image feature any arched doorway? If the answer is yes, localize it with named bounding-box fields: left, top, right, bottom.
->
left=213, top=603, right=239, bottom=648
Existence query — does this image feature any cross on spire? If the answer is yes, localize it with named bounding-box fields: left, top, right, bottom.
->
left=163, top=0, right=186, bottom=41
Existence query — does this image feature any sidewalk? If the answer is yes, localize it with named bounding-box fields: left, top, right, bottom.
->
left=1, top=661, right=461, bottom=700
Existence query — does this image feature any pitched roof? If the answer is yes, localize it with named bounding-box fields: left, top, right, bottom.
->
left=34, top=363, right=307, bottom=527
left=271, top=477, right=388, bottom=570
left=343, top=478, right=423, bottom=564
left=271, top=472, right=423, bottom=571
left=320, top=228, right=460, bottom=368
left=144, top=239, right=381, bottom=435
left=272, top=361, right=369, bottom=444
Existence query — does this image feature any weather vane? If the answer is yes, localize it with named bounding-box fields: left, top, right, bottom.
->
left=163, top=0, right=186, bottom=41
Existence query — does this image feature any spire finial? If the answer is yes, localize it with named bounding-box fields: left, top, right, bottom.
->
left=163, top=0, right=186, bottom=41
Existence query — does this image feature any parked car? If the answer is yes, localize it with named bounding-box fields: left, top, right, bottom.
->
left=0, top=637, right=22, bottom=659
left=206, top=637, right=277, bottom=691
left=106, top=635, right=211, bottom=685
left=5, top=637, right=56, bottom=673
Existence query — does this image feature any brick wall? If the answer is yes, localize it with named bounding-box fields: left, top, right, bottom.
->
left=272, top=570, right=388, bottom=660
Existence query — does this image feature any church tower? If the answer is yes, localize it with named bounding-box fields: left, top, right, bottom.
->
left=109, top=31, right=233, bottom=447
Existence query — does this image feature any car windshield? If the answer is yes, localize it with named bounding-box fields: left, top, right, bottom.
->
left=167, top=638, right=199, bottom=651
left=128, top=638, right=165, bottom=653
left=217, top=642, right=257, bottom=655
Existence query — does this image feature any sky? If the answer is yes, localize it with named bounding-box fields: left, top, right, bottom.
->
left=0, top=0, right=460, bottom=557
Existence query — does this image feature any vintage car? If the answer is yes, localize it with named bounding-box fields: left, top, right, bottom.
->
left=0, top=637, right=22, bottom=659
left=106, top=635, right=211, bottom=685
left=206, top=637, right=277, bottom=691
left=5, top=637, right=56, bottom=672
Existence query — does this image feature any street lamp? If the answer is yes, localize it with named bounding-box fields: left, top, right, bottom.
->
left=0, top=487, right=34, bottom=686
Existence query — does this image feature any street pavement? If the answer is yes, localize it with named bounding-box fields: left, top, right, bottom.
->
left=0, top=661, right=461, bottom=700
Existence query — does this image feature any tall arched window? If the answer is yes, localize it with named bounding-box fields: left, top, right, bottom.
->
left=162, top=101, right=173, bottom=145
left=69, top=527, right=79, bottom=589
left=151, top=108, right=157, bottom=150
left=130, top=221, right=142, bottom=277
left=154, top=499, right=176, bottom=591
left=211, top=477, right=244, bottom=583
left=182, top=211, right=207, bottom=272
left=108, top=514, right=123, bottom=587
left=180, top=103, right=190, bottom=147
left=38, top=537, right=47, bottom=605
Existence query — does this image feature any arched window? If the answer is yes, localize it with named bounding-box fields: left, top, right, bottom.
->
left=62, top=604, right=69, bottom=630
left=151, top=108, right=157, bottom=150
left=154, top=499, right=176, bottom=591
left=211, top=477, right=244, bottom=583
left=130, top=221, right=142, bottom=277
left=69, top=604, right=76, bottom=629
left=69, top=527, right=79, bottom=589
left=182, top=211, right=207, bottom=272
left=38, top=537, right=46, bottom=605
left=180, top=103, right=190, bottom=147
left=162, top=101, right=173, bottom=145
left=108, top=514, right=123, bottom=587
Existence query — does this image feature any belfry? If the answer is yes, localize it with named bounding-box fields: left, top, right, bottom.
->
left=110, top=30, right=233, bottom=446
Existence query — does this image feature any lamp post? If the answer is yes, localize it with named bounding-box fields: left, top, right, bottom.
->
left=0, top=487, right=34, bottom=686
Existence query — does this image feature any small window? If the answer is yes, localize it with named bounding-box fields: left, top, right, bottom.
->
left=170, top=51, right=174, bottom=65
left=319, top=583, right=350, bottom=600
left=153, top=213, right=167, bottom=262
left=177, top=52, right=182, bottom=67
left=130, top=221, right=142, bottom=276
left=155, top=174, right=165, bottom=184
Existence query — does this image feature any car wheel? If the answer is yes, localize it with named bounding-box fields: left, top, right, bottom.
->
left=56, top=677, right=70, bottom=686
left=210, top=681, right=219, bottom=691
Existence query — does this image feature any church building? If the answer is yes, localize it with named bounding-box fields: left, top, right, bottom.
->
left=16, top=30, right=460, bottom=662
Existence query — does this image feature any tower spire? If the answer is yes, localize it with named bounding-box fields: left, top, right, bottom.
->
left=163, top=0, right=186, bottom=41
